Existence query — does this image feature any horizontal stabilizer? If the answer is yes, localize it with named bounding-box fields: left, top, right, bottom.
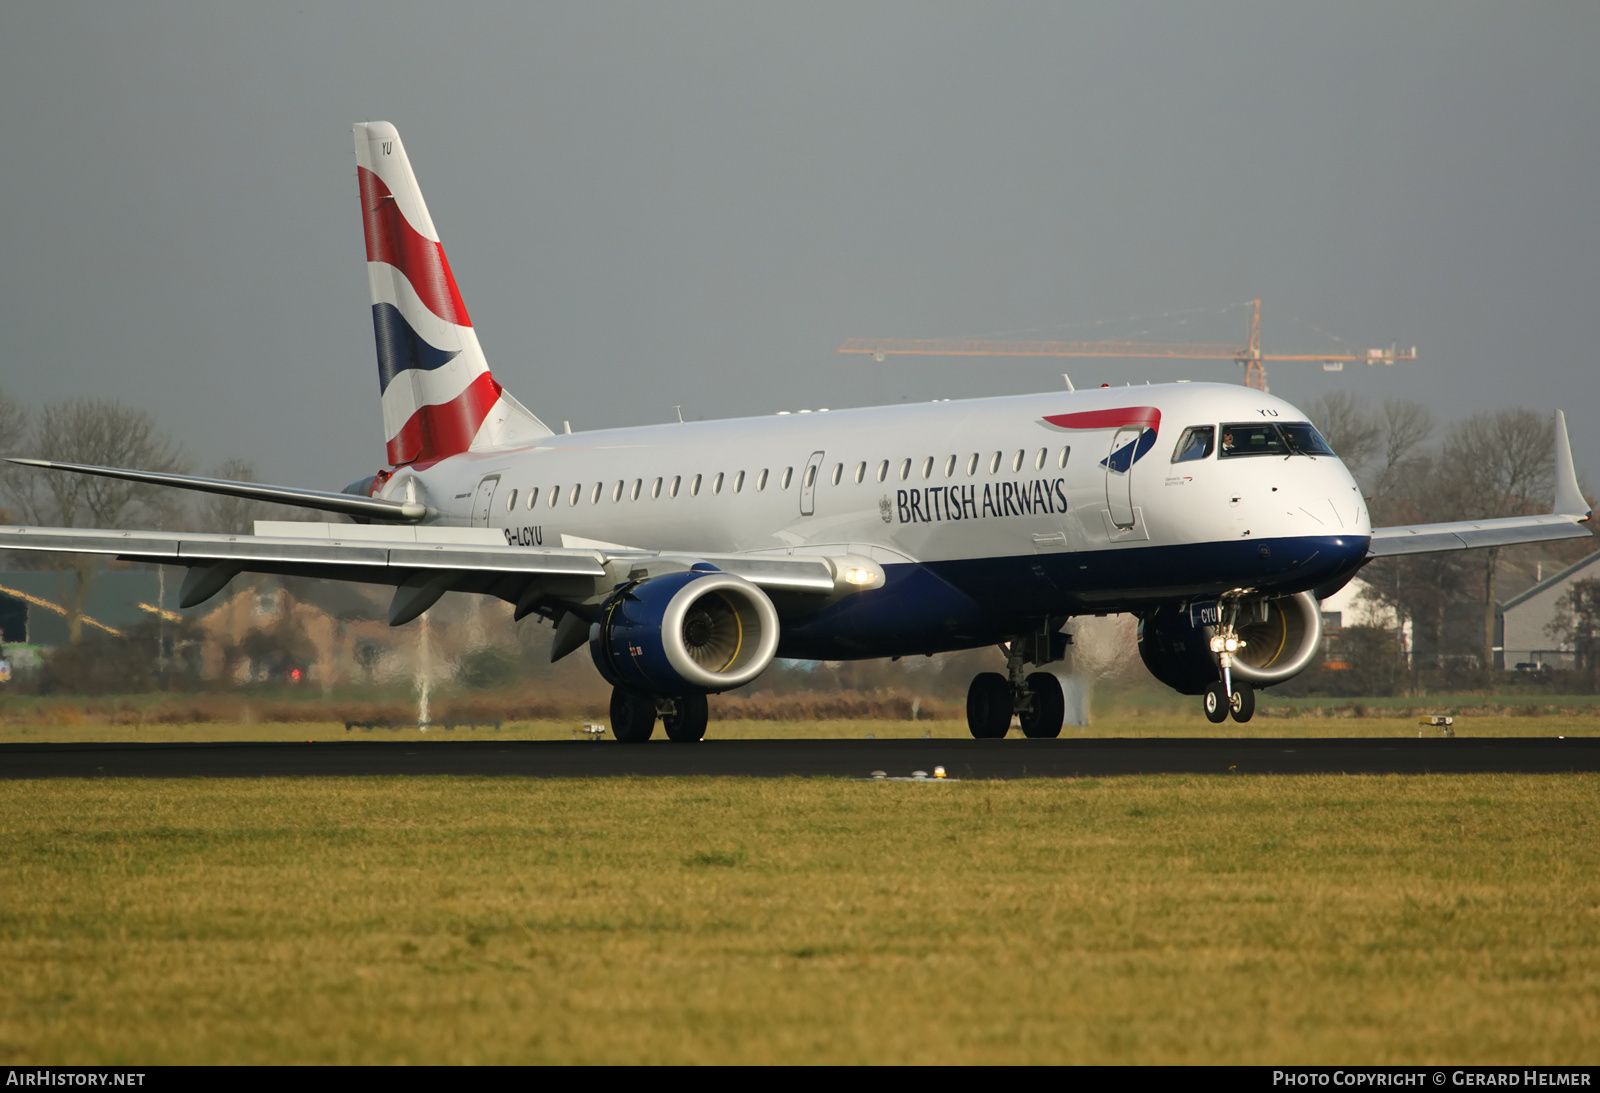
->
left=7, top=458, right=426, bottom=523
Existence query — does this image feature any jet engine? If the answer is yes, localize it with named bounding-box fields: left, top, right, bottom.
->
left=1137, top=590, right=1324, bottom=695
left=590, top=569, right=781, bottom=696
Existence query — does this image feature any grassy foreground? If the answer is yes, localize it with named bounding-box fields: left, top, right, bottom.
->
left=1, top=775, right=1597, bottom=1064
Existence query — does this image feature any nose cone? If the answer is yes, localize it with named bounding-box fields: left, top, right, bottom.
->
left=1324, top=458, right=1372, bottom=537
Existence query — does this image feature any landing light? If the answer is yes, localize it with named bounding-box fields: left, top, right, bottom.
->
left=1209, top=635, right=1242, bottom=653
left=842, top=567, right=877, bottom=586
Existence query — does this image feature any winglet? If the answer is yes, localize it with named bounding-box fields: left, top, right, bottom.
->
left=1553, top=410, right=1590, bottom=519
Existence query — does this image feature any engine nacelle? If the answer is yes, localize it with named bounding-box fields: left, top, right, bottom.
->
left=590, top=569, right=781, bottom=696
left=1137, top=590, right=1324, bottom=695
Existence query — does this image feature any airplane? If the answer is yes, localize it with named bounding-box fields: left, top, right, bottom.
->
left=2, top=122, right=1592, bottom=741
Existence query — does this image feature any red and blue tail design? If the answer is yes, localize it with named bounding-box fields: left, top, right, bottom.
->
left=354, top=122, right=550, bottom=466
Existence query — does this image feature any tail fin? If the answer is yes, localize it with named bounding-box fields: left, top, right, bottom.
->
left=353, top=122, right=550, bottom=466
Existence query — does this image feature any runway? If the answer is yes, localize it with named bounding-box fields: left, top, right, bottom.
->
left=3, top=736, right=1598, bottom=779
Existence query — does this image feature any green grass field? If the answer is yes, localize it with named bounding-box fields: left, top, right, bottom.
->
left=2, top=774, right=1597, bottom=1064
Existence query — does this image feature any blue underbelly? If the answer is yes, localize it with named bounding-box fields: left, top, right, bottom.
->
left=775, top=534, right=1368, bottom=660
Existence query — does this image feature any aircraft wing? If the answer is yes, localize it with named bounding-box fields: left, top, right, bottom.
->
left=1368, top=513, right=1592, bottom=556
left=1367, top=409, right=1592, bottom=557
left=0, top=522, right=875, bottom=627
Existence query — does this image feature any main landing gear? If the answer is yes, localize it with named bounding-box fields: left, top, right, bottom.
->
left=966, top=637, right=1068, bottom=739
left=609, top=686, right=709, bottom=743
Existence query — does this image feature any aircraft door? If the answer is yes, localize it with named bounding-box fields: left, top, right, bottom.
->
left=799, top=451, right=825, bottom=516
left=471, top=475, right=500, bottom=527
left=1105, top=428, right=1138, bottom=530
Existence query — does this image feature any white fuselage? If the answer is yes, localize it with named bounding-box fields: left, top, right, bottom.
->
left=375, top=381, right=1371, bottom=656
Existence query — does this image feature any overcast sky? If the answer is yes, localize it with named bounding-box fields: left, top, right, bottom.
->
left=2, top=2, right=1596, bottom=492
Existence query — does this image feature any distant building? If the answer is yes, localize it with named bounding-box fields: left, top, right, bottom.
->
left=1499, top=549, right=1600, bottom=671
left=1318, top=576, right=1411, bottom=668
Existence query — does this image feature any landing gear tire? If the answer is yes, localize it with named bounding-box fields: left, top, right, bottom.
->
left=662, top=692, right=709, bottom=742
left=1019, top=672, right=1065, bottom=738
left=1229, top=680, right=1255, bottom=723
left=966, top=672, right=1012, bottom=739
left=1202, top=683, right=1229, bottom=724
left=609, top=686, right=657, bottom=743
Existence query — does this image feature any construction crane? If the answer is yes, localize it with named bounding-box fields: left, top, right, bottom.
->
left=837, top=299, right=1417, bottom=391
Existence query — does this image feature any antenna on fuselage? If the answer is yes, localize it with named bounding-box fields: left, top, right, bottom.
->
left=1062, top=374, right=1075, bottom=391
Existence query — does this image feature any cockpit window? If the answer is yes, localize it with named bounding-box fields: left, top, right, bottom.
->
left=1219, top=423, right=1290, bottom=457
left=1219, top=421, right=1336, bottom=458
left=1172, top=426, right=1215, bottom=463
left=1277, top=422, right=1336, bottom=457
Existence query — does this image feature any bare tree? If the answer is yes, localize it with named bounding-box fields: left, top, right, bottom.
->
left=194, top=458, right=303, bottom=535
left=1367, top=399, right=1436, bottom=522
left=3, top=397, right=187, bottom=645
left=1548, top=578, right=1600, bottom=692
left=0, top=387, right=30, bottom=524
left=1436, top=409, right=1554, bottom=679
left=1305, top=391, right=1382, bottom=483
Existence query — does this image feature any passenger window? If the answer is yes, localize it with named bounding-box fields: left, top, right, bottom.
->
left=651, top=477, right=663, bottom=499
left=899, top=458, right=912, bottom=481
left=855, top=462, right=866, bottom=484
left=1012, top=450, right=1024, bottom=472
left=591, top=482, right=602, bottom=503
left=1035, top=448, right=1047, bottom=470
left=527, top=487, right=539, bottom=508
left=831, top=463, right=843, bottom=486
left=669, top=476, right=680, bottom=498
left=612, top=481, right=623, bottom=502
left=569, top=483, right=581, bottom=506
left=631, top=479, right=642, bottom=501
left=921, top=457, right=934, bottom=479
left=1058, top=446, right=1070, bottom=468
left=549, top=484, right=561, bottom=508
left=966, top=453, right=978, bottom=476
left=989, top=452, right=1001, bottom=474
left=782, top=467, right=793, bottom=489
left=505, top=489, right=518, bottom=511
left=690, top=474, right=702, bottom=496
left=804, top=465, right=816, bottom=489
left=877, top=460, right=889, bottom=482
left=713, top=472, right=725, bottom=494
left=1173, top=426, right=1215, bottom=463
left=757, top=469, right=769, bottom=491
left=944, top=455, right=956, bottom=478
left=734, top=470, right=745, bottom=492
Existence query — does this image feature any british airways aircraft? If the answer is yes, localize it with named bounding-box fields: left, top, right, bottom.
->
left=3, top=123, right=1592, bottom=741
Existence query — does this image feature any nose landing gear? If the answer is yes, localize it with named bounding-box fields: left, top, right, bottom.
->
left=1201, top=606, right=1255, bottom=723
left=1203, top=678, right=1254, bottom=723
